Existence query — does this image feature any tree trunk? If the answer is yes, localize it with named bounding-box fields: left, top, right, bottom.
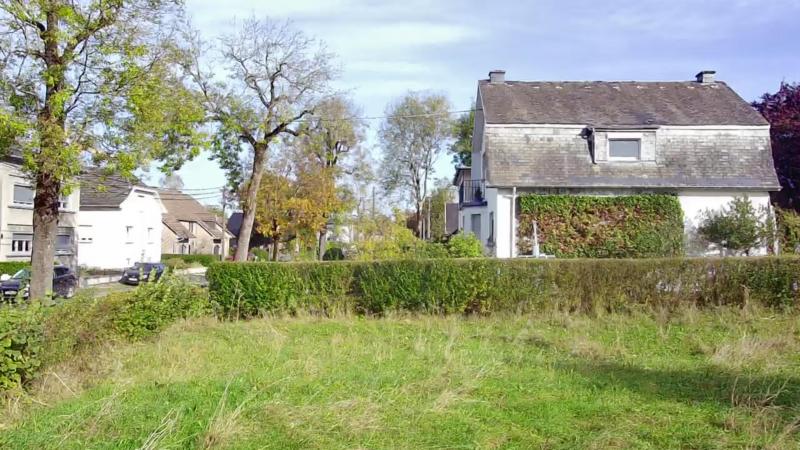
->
left=30, top=173, right=60, bottom=300
left=317, top=229, right=327, bottom=260
left=271, top=238, right=279, bottom=261
left=30, top=9, right=65, bottom=301
left=234, top=143, right=268, bottom=261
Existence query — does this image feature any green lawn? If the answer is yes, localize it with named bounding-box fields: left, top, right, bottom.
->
left=2, top=309, right=800, bottom=449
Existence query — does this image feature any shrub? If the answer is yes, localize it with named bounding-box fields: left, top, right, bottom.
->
left=0, top=303, right=42, bottom=390
left=112, top=275, right=211, bottom=340
left=517, top=194, right=684, bottom=258
left=776, top=208, right=800, bottom=254
left=162, top=257, right=190, bottom=270
left=161, top=254, right=218, bottom=267
left=0, top=275, right=212, bottom=392
left=446, top=233, right=483, bottom=257
left=698, top=196, right=769, bottom=255
left=0, top=262, right=29, bottom=277
left=207, top=257, right=800, bottom=317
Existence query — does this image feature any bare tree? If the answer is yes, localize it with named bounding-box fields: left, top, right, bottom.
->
left=379, top=92, right=452, bottom=237
left=0, top=1, right=204, bottom=299
left=184, top=17, right=336, bottom=261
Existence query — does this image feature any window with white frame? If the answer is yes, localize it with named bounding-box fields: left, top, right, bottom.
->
left=147, top=227, right=154, bottom=243
left=12, top=184, right=69, bottom=208
left=125, top=225, right=133, bottom=243
left=12, top=185, right=34, bottom=206
left=11, top=233, right=32, bottom=254
left=79, top=225, right=93, bottom=243
left=609, top=139, right=641, bottom=161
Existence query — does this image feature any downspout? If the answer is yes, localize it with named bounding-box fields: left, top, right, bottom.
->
left=510, top=187, right=516, bottom=258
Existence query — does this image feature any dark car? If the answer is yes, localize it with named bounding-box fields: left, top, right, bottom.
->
left=0, top=266, right=77, bottom=300
left=120, top=262, right=165, bottom=285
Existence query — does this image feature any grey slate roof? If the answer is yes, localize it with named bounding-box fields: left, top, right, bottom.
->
left=479, top=80, right=769, bottom=127
left=478, top=76, right=780, bottom=190
left=79, top=170, right=143, bottom=209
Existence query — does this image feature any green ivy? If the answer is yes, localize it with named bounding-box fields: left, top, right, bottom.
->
left=517, top=194, right=684, bottom=258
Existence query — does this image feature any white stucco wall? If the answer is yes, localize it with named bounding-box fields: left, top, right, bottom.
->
left=678, top=190, right=772, bottom=256
left=77, top=188, right=163, bottom=269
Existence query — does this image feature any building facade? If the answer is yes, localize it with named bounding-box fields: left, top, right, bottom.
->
left=77, top=171, right=163, bottom=269
left=456, top=70, right=779, bottom=257
left=0, top=158, right=80, bottom=267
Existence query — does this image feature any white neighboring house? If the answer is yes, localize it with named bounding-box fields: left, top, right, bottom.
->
left=77, top=171, right=163, bottom=269
left=0, top=156, right=80, bottom=267
left=456, top=70, right=780, bottom=257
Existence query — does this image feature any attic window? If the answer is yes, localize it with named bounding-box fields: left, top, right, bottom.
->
left=609, top=139, right=641, bottom=161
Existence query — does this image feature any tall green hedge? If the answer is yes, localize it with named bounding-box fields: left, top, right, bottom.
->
left=0, top=262, right=29, bottom=276
left=207, top=257, right=800, bottom=317
left=517, top=194, right=684, bottom=258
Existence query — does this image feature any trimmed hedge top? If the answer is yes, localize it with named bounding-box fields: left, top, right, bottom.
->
left=517, top=194, right=684, bottom=258
left=161, top=254, right=219, bottom=267
left=207, top=257, right=800, bottom=317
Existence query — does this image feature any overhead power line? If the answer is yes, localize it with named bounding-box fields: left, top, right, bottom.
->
left=301, top=108, right=476, bottom=123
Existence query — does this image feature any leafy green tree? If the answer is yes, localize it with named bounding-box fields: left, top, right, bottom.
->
left=0, top=1, right=205, bottom=299
left=449, top=109, right=474, bottom=168
left=379, top=92, right=452, bottom=237
left=698, top=196, right=768, bottom=256
left=184, top=17, right=336, bottom=261
left=297, top=96, right=364, bottom=259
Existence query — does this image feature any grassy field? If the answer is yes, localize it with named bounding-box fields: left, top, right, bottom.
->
left=2, top=308, right=800, bottom=449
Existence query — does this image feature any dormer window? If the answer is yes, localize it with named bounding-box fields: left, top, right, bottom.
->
left=609, top=139, right=641, bottom=161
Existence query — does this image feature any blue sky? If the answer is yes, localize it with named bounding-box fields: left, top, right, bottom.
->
left=164, top=0, right=800, bottom=206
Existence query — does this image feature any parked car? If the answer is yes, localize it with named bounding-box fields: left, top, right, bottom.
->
left=120, top=262, right=165, bottom=285
left=0, top=265, right=77, bottom=300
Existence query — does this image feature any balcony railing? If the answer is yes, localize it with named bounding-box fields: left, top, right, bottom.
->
left=458, top=179, right=486, bottom=206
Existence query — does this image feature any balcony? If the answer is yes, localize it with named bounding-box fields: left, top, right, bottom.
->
left=458, top=179, right=486, bottom=207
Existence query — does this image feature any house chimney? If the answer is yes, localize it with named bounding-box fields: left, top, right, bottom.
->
left=695, top=70, right=716, bottom=84
left=489, top=70, right=506, bottom=84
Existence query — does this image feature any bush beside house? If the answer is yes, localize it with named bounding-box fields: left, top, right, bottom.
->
left=516, top=194, right=684, bottom=258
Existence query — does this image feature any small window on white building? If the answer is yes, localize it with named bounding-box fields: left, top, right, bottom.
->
left=56, top=234, right=72, bottom=254
left=11, top=233, right=32, bottom=254
left=125, top=226, right=133, bottom=243
left=147, top=227, right=154, bottom=243
left=79, top=225, right=93, bottom=243
left=470, top=214, right=481, bottom=240
left=12, top=185, right=34, bottom=206
left=609, top=139, right=641, bottom=160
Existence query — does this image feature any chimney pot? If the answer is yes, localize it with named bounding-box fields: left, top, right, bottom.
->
left=489, top=70, right=506, bottom=84
left=695, top=70, right=716, bottom=84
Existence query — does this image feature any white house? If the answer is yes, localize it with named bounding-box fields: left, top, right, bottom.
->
left=0, top=156, right=80, bottom=266
left=456, top=70, right=780, bottom=257
left=77, top=171, right=163, bottom=269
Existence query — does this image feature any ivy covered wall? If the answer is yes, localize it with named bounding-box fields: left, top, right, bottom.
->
left=517, top=194, right=684, bottom=258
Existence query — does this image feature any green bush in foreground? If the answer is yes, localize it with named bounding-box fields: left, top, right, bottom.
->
left=207, top=257, right=800, bottom=317
left=0, top=275, right=210, bottom=391
left=0, top=303, right=42, bottom=390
